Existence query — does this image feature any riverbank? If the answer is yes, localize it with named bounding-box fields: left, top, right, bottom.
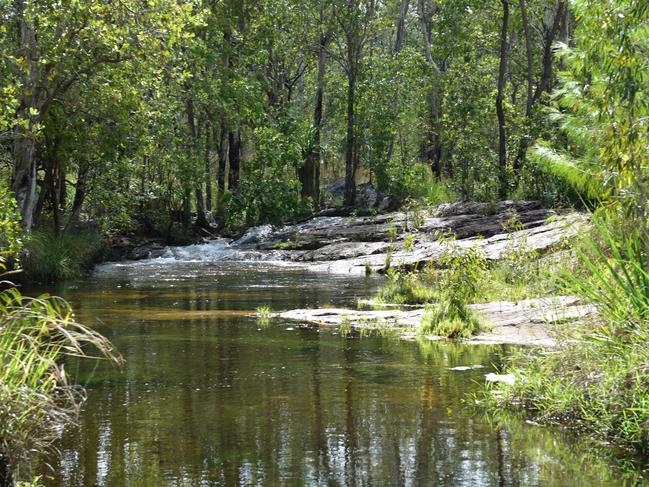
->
left=106, top=200, right=585, bottom=271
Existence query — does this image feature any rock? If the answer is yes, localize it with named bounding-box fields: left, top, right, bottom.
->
left=322, top=181, right=396, bottom=212
left=234, top=224, right=274, bottom=246
left=301, top=241, right=392, bottom=261
left=304, top=212, right=587, bottom=274
left=127, top=244, right=166, bottom=261
left=277, top=296, right=596, bottom=346
left=485, top=373, right=516, bottom=385
left=434, top=200, right=543, bottom=218
left=355, top=183, right=396, bottom=212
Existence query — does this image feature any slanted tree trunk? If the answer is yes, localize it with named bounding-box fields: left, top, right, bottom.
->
left=496, top=0, right=510, bottom=199
left=228, top=129, right=241, bottom=190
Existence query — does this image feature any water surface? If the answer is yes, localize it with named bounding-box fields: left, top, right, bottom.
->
left=38, top=259, right=646, bottom=486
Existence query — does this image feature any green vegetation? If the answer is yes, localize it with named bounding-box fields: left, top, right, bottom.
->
left=0, top=191, right=121, bottom=484
left=375, top=271, right=438, bottom=305
left=486, top=212, right=649, bottom=453
left=1, top=0, right=580, bottom=255
left=419, top=245, right=487, bottom=338
left=0, top=0, right=645, bottom=471
left=256, top=305, right=273, bottom=328
left=485, top=0, right=649, bottom=455
left=0, top=286, right=122, bottom=483
left=21, top=230, right=102, bottom=283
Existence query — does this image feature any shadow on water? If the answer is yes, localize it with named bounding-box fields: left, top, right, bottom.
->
left=32, top=261, right=647, bottom=486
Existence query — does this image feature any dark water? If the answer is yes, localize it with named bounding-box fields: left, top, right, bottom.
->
left=37, top=260, right=645, bottom=486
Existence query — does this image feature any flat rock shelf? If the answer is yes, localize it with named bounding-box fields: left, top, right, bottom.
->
left=277, top=296, right=597, bottom=346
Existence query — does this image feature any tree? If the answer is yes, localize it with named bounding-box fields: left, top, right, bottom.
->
left=4, top=0, right=192, bottom=229
left=331, top=0, right=378, bottom=206
left=496, top=0, right=510, bottom=198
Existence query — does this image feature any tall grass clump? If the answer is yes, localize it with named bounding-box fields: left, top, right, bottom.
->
left=420, top=244, right=487, bottom=338
left=0, top=281, right=123, bottom=484
left=21, top=230, right=102, bottom=283
left=375, top=269, right=438, bottom=305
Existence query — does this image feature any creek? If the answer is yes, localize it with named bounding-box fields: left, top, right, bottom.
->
left=37, top=252, right=645, bottom=486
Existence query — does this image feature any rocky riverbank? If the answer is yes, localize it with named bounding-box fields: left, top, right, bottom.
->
left=109, top=200, right=591, bottom=345
left=115, top=200, right=586, bottom=273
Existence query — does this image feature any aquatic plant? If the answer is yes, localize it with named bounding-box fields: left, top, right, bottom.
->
left=256, top=306, right=273, bottom=328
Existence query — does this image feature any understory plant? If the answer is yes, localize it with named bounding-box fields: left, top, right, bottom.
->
left=486, top=211, right=649, bottom=452
left=21, top=230, right=102, bottom=283
left=420, top=243, right=487, bottom=338
left=0, top=280, right=123, bottom=484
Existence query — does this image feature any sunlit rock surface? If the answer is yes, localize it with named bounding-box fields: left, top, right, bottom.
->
left=278, top=296, right=596, bottom=346
left=126, top=201, right=587, bottom=276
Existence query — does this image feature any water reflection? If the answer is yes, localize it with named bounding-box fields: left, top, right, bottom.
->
left=37, top=263, right=645, bottom=486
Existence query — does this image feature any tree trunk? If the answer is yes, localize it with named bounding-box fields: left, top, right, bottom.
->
left=12, top=0, right=40, bottom=230
left=12, top=125, right=38, bottom=230
left=182, top=187, right=191, bottom=228
left=344, top=72, right=356, bottom=206
left=64, top=165, right=88, bottom=233
left=0, top=450, right=13, bottom=487
left=228, top=129, right=241, bottom=190
left=514, top=0, right=565, bottom=178
left=300, top=24, right=329, bottom=208
left=51, top=165, right=61, bottom=236
left=195, top=186, right=207, bottom=228
left=417, top=0, right=444, bottom=179
left=534, top=1, right=565, bottom=101
left=384, top=0, right=410, bottom=165
left=186, top=97, right=206, bottom=228
left=513, top=0, right=534, bottom=176
left=217, top=122, right=228, bottom=194
left=394, top=0, right=409, bottom=53
left=204, top=121, right=212, bottom=211
left=496, top=0, right=510, bottom=199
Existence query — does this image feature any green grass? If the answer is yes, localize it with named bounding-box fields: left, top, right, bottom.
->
left=421, top=301, right=483, bottom=339
left=486, top=323, right=649, bottom=453
left=484, top=210, right=649, bottom=453
left=0, top=282, right=122, bottom=483
left=375, top=272, right=439, bottom=305
left=21, top=230, right=102, bottom=283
